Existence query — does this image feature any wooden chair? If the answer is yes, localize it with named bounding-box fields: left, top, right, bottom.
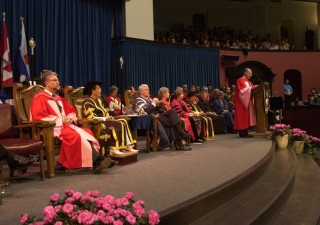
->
left=0, top=103, right=45, bottom=180
left=124, top=90, right=139, bottom=107
left=13, top=83, right=58, bottom=178
left=123, top=91, right=159, bottom=152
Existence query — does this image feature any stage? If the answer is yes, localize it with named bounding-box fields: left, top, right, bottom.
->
left=0, top=134, right=273, bottom=224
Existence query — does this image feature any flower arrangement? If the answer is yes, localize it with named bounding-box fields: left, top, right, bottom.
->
left=20, top=190, right=160, bottom=225
left=290, top=128, right=308, bottom=142
left=308, top=136, right=320, bottom=149
left=268, top=124, right=291, bottom=141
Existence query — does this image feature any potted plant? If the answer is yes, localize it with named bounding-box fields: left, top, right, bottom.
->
left=268, top=124, right=291, bottom=148
left=307, top=135, right=320, bottom=158
left=20, top=190, right=160, bottom=225
left=290, top=128, right=308, bottom=154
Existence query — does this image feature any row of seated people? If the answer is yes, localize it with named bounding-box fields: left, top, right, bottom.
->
left=133, top=85, right=237, bottom=151
left=28, top=71, right=142, bottom=175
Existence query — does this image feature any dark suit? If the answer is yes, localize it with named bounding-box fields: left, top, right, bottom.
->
left=213, top=99, right=234, bottom=132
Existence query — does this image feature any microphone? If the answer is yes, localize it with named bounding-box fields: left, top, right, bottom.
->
left=254, top=73, right=263, bottom=84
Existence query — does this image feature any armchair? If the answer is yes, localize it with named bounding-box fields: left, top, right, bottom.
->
left=0, top=103, right=44, bottom=180
left=13, top=83, right=57, bottom=178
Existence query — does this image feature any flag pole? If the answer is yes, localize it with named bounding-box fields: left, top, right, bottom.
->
left=29, top=38, right=36, bottom=84
left=119, top=56, right=124, bottom=115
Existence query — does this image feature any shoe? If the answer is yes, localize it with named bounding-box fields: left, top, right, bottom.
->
left=108, top=160, right=118, bottom=168
left=93, top=157, right=112, bottom=174
left=176, top=145, right=192, bottom=151
left=192, top=139, right=203, bottom=144
left=240, top=135, right=253, bottom=138
left=180, top=132, right=190, bottom=139
left=126, top=148, right=139, bottom=152
left=229, top=130, right=238, bottom=134
left=8, top=155, right=38, bottom=171
left=111, top=150, right=124, bottom=155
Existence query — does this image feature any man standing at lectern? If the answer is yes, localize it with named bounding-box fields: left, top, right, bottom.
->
left=234, top=68, right=257, bottom=138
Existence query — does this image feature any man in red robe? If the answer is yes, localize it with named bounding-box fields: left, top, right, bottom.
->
left=234, top=68, right=257, bottom=138
left=30, top=71, right=116, bottom=173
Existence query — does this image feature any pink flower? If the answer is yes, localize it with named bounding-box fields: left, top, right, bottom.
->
left=73, top=191, right=83, bottom=200
left=81, top=195, right=95, bottom=203
left=62, top=203, right=74, bottom=214
left=125, top=192, right=134, bottom=199
left=54, top=205, right=62, bottom=212
left=148, top=210, right=160, bottom=225
left=133, top=200, right=145, bottom=208
left=35, top=222, right=44, bottom=225
left=64, top=189, right=75, bottom=196
left=114, top=198, right=122, bottom=207
left=43, top=206, right=55, bottom=215
left=121, top=197, right=129, bottom=206
left=104, top=195, right=115, bottom=204
left=65, top=197, right=75, bottom=203
left=134, top=206, right=145, bottom=217
left=77, top=210, right=98, bottom=225
left=20, top=213, right=29, bottom=223
left=113, top=220, right=124, bottom=225
left=50, top=193, right=59, bottom=201
left=54, top=222, right=63, bottom=225
left=126, top=213, right=136, bottom=225
left=85, top=190, right=100, bottom=197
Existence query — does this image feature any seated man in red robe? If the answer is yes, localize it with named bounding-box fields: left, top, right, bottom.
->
left=30, top=71, right=117, bottom=174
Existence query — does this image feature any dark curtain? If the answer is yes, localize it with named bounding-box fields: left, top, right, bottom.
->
left=0, top=0, right=122, bottom=88
left=111, top=39, right=220, bottom=96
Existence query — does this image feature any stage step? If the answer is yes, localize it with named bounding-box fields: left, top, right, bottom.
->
left=190, top=148, right=297, bottom=225
left=272, top=154, right=320, bottom=225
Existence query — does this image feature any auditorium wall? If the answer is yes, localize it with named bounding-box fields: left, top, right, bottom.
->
left=219, top=49, right=320, bottom=101
left=153, top=0, right=318, bottom=49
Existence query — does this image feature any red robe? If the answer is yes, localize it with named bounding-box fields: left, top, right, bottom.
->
left=106, top=96, right=124, bottom=115
left=234, top=76, right=257, bottom=130
left=30, top=90, right=100, bottom=169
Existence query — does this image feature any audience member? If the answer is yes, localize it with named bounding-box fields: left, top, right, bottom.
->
left=187, top=92, right=215, bottom=140
left=171, top=88, right=204, bottom=143
left=82, top=81, right=137, bottom=155
left=30, top=71, right=114, bottom=174
left=305, top=25, right=315, bottom=50
left=197, top=91, right=226, bottom=134
left=213, top=91, right=237, bottom=134
left=0, top=144, right=38, bottom=171
left=284, top=79, right=293, bottom=107
left=291, top=97, right=304, bottom=106
left=106, top=85, right=124, bottom=115
left=134, top=84, right=190, bottom=151
left=158, top=87, right=191, bottom=150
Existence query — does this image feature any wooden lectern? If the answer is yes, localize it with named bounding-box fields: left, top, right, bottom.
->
left=252, top=82, right=270, bottom=138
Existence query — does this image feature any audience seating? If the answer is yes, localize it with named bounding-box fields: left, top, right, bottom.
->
left=0, top=103, right=45, bottom=180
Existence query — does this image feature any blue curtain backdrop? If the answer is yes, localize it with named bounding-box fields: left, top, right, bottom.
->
left=0, top=0, right=121, bottom=89
left=111, top=38, right=220, bottom=96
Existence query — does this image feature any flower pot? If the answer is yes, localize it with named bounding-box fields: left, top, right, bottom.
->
left=293, top=141, right=304, bottom=154
left=276, top=134, right=289, bottom=148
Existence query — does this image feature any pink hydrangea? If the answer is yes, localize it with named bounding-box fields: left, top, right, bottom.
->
left=50, top=193, right=60, bottom=201
left=20, top=213, right=29, bottom=223
left=148, top=210, right=160, bottom=225
left=62, top=203, right=74, bottom=214
left=126, top=213, right=136, bottom=225
left=77, top=210, right=98, bottom=225
left=134, top=205, right=145, bottom=217
left=125, top=192, right=134, bottom=199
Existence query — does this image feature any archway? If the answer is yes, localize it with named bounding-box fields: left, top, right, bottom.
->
left=280, top=20, right=294, bottom=46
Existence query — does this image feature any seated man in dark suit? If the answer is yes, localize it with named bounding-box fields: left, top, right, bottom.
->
left=213, top=91, right=237, bottom=134
left=134, top=84, right=190, bottom=151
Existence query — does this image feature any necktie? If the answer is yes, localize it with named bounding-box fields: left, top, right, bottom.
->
left=52, top=94, right=62, bottom=113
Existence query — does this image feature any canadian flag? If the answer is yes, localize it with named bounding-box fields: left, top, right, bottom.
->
left=0, top=15, right=13, bottom=85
